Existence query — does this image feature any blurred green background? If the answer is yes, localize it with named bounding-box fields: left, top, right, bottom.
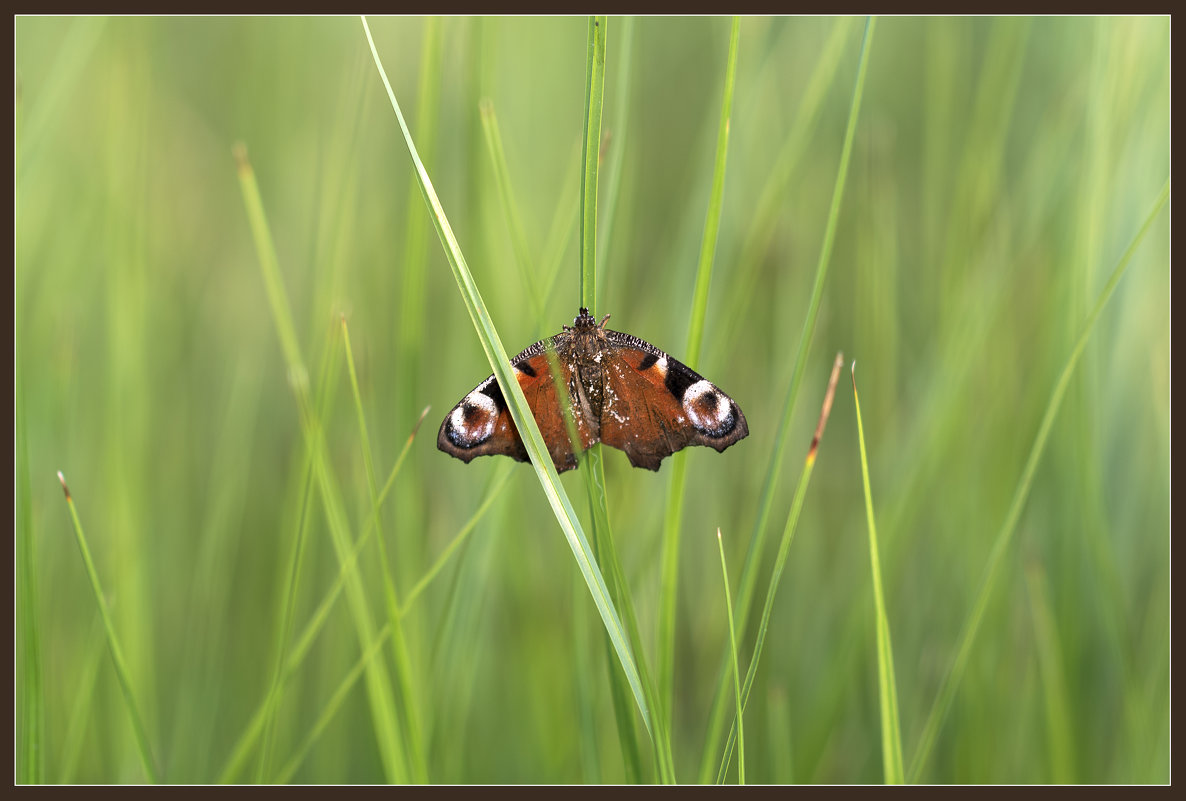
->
left=15, top=16, right=1169, bottom=784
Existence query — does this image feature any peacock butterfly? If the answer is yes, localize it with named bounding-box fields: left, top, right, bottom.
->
left=438, top=308, right=748, bottom=472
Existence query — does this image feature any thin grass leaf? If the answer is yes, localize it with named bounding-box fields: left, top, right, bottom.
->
left=216, top=408, right=432, bottom=785
left=715, top=353, right=844, bottom=783
left=342, top=317, right=428, bottom=783
left=235, top=143, right=409, bottom=784
left=252, top=324, right=343, bottom=784
left=15, top=80, right=44, bottom=786
left=397, top=17, right=442, bottom=426
left=594, top=14, right=635, bottom=313
left=57, top=615, right=104, bottom=783
left=480, top=99, right=544, bottom=320
left=539, top=137, right=583, bottom=313
left=700, top=17, right=877, bottom=782
left=274, top=624, right=394, bottom=784
left=716, top=528, right=745, bottom=784
left=906, top=177, right=1170, bottom=783
left=852, top=363, right=905, bottom=784
left=1024, top=558, right=1076, bottom=783
left=362, top=16, right=653, bottom=740
left=658, top=15, right=740, bottom=732
left=709, top=17, right=855, bottom=369
left=576, top=16, right=677, bottom=782
left=56, top=473, right=160, bottom=783
left=579, top=15, right=607, bottom=308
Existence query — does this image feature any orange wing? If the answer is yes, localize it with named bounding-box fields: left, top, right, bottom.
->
left=437, top=348, right=596, bottom=473
left=599, top=337, right=749, bottom=471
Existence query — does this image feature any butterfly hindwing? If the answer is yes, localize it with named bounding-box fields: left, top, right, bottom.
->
left=601, top=333, right=749, bottom=471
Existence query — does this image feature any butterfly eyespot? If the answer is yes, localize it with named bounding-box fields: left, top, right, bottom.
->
left=682, top=380, right=736, bottom=438
left=447, top=393, right=497, bottom=448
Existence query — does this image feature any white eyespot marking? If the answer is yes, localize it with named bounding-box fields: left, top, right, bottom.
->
left=682, top=380, right=736, bottom=438
left=447, top=391, right=498, bottom=448
left=654, top=356, right=668, bottom=378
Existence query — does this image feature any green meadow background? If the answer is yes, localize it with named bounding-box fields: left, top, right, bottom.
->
left=15, top=16, right=1169, bottom=784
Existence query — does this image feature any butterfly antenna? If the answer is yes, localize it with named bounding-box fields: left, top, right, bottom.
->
left=599, top=314, right=611, bottom=328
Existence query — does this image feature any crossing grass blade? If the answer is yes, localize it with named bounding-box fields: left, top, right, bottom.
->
left=576, top=14, right=672, bottom=783
left=715, top=354, right=844, bottom=783
left=342, top=317, right=428, bottom=783
left=56, top=473, right=160, bottom=783
left=362, top=15, right=654, bottom=740
left=716, top=528, right=745, bottom=785
left=235, top=142, right=410, bottom=784
left=658, top=16, right=740, bottom=734
left=15, top=81, right=44, bottom=786
left=699, top=17, right=877, bottom=781
left=851, top=363, right=905, bottom=784
left=906, top=177, right=1170, bottom=782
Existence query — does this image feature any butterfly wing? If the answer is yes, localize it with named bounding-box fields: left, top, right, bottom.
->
left=599, top=332, right=749, bottom=471
left=437, top=339, right=595, bottom=473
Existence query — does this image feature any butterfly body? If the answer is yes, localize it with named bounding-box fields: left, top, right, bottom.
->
left=438, top=308, right=748, bottom=472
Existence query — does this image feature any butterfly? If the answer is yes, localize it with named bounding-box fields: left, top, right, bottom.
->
left=438, top=308, right=748, bottom=472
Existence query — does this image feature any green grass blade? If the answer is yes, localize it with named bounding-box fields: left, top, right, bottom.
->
left=235, top=144, right=409, bottom=784
left=852, top=363, right=905, bottom=784
left=658, top=14, right=740, bottom=731
left=1024, top=559, right=1076, bottom=783
left=397, top=17, right=442, bottom=426
left=57, top=616, right=105, bottom=783
left=362, top=16, right=653, bottom=739
left=274, top=623, right=394, bottom=783
left=715, top=354, right=844, bottom=783
left=716, top=529, right=745, bottom=785
left=56, top=473, right=160, bottom=783
left=480, top=99, right=544, bottom=320
left=341, top=317, right=428, bottom=783
left=699, top=17, right=877, bottom=782
left=575, top=14, right=672, bottom=783
left=906, top=177, right=1170, bottom=782
left=594, top=15, right=635, bottom=311
left=15, top=78, right=44, bottom=786
left=579, top=15, right=607, bottom=308
left=217, top=417, right=506, bottom=785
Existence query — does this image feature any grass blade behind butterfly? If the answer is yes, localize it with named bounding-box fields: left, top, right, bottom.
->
left=235, top=143, right=409, bottom=783
left=699, top=17, right=876, bottom=781
left=658, top=15, right=740, bottom=733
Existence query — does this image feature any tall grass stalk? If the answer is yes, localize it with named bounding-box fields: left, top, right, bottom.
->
left=715, top=354, right=844, bottom=783
left=576, top=16, right=674, bottom=782
left=1024, top=559, right=1075, bottom=783
left=235, top=143, right=410, bottom=783
left=480, top=99, right=544, bottom=320
left=716, top=529, right=745, bottom=784
left=15, top=77, right=44, bottom=786
left=657, top=16, right=740, bottom=735
left=851, top=363, right=905, bottom=784
left=342, top=317, right=428, bottom=782
left=594, top=15, right=635, bottom=312
left=699, top=17, right=877, bottom=781
left=218, top=418, right=508, bottom=785
left=362, top=15, right=653, bottom=739
left=56, top=473, right=160, bottom=783
left=906, top=178, right=1170, bottom=782
left=397, top=17, right=442, bottom=428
